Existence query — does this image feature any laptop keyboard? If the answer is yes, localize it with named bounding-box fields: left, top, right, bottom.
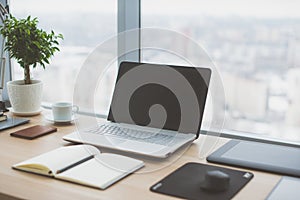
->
left=85, top=124, right=181, bottom=146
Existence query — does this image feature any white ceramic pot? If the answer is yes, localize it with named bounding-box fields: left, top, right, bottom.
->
left=7, top=80, right=43, bottom=115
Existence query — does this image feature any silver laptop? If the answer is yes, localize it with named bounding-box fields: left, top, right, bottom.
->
left=63, top=62, right=211, bottom=158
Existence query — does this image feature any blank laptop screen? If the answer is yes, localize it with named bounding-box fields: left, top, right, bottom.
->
left=108, top=62, right=211, bottom=136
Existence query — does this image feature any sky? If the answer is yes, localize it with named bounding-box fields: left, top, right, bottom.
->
left=9, top=0, right=300, bottom=18
left=10, top=0, right=116, bottom=14
left=142, top=0, right=300, bottom=18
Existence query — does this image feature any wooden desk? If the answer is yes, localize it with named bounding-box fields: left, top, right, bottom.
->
left=0, top=110, right=281, bottom=200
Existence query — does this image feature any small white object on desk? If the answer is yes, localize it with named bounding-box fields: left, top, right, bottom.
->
left=11, top=109, right=42, bottom=117
left=0, top=111, right=7, bottom=122
left=52, top=102, right=79, bottom=122
left=44, top=113, right=78, bottom=123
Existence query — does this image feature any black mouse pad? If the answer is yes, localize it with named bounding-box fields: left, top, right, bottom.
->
left=150, top=162, right=253, bottom=200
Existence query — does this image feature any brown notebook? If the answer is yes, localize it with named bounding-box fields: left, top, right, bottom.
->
left=10, top=125, right=57, bottom=140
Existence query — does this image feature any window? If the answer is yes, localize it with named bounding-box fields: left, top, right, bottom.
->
left=9, top=0, right=300, bottom=144
left=142, top=0, right=300, bottom=143
left=11, top=0, right=117, bottom=114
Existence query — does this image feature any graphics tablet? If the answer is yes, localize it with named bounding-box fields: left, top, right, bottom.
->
left=207, top=140, right=300, bottom=177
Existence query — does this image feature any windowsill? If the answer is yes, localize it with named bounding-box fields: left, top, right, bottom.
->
left=42, top=102, right=300, bottom=148
left=201, top=128, right=300, bottom=148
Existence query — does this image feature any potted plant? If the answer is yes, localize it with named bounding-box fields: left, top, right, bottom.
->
left=0, top=15, right=63, bottom=115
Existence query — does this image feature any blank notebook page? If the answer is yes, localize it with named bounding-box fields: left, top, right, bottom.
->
left=56, top=154, right=143, bottom=189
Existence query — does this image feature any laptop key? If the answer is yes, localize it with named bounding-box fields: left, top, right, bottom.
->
left=87, top=124, right=178, bottom=146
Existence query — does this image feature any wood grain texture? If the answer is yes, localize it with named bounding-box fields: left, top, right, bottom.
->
left=0, top=110, right=281, bottom=200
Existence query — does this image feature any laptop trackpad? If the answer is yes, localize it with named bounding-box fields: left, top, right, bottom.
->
left=106, top=137, right=127, bottom=145
left=118, top=141, right=165, bottom=154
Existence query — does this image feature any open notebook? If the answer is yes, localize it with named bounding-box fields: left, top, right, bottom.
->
left=12, top=145, right=144, bottom=189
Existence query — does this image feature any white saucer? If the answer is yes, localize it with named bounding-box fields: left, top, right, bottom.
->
left=12, top=109, right=42, bottom=116
left=44, top=114, right=78, bottom=123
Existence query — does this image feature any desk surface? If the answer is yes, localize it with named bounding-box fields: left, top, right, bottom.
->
left=0, top=110, right=281, bottom=200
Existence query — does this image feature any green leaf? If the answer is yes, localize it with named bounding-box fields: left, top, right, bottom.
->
left=0, top=14, right=63, bottom=81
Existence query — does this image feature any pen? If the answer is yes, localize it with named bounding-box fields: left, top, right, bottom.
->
left=56, top=155, right=94, bottom=174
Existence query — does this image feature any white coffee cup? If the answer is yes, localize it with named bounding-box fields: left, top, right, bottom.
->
left=52, top=102, right=79, bottom=121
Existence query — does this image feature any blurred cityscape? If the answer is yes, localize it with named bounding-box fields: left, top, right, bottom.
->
left=142, top=15, right=300, bottom=142
left=11, top=3, right=300, bottom=142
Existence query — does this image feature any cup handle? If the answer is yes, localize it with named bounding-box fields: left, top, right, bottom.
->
left=72, top=105, right=79, bottom=114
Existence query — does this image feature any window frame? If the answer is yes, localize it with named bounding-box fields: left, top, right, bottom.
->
left=117, top=0, right=141, bottom=64
left=0, top=0, right=12, bottom=106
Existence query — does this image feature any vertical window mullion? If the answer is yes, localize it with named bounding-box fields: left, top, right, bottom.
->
left=118, top=0, right=141, bottom=64
left=0, top=0, right=12, bottom=106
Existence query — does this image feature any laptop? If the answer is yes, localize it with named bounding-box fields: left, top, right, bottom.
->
left=63, top=62, right=211, bottom=158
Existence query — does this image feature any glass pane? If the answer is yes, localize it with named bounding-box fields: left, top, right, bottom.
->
left=10, top=0, right=117, bottom=114
left=142, top=0, right=300, bottom=142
